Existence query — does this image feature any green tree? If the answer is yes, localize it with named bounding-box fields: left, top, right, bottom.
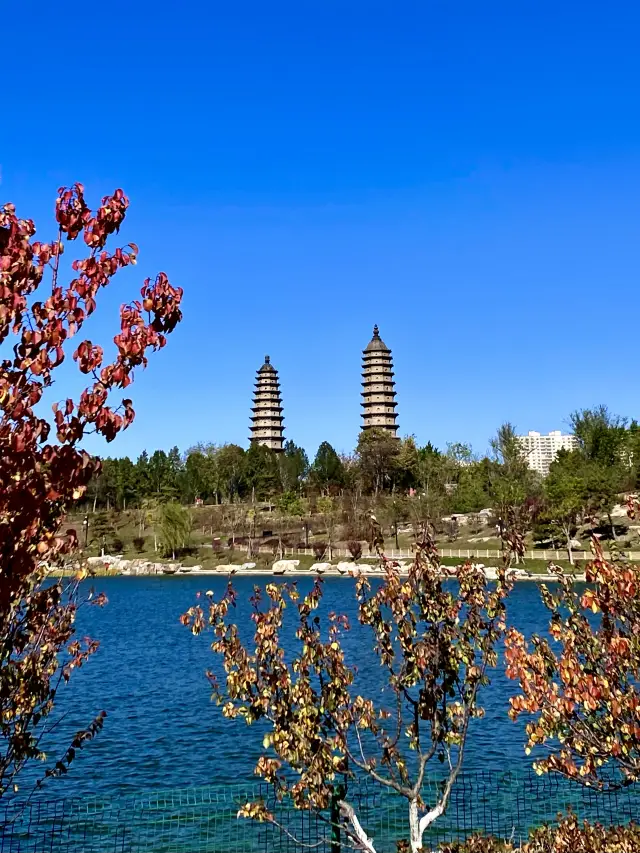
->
left=535, top=450, right=585, bottom=563
left=451, top=460, right=493, bottom=514
left=148, top=450, right=171, bottom=496
left=158, top=502, right=192, bottom=560
left=570, top=406, right=628, bottom=539
left=114, top=457, right=137, bottom=510
left=488, top=423, right=537, bottom=559
left=311, top=441, right=345, bottom=494
left=244, top=444, right=280, bottom=499
left=395, top=436, right=420, bottom=490
left=91, top=512, right=111, bottom=556
left=216, top=444, right=246, bottom=502
left=411, top=443, right=449, bottom=533
left=356, top=428, right=400, bottom=496
left=134, top=451, right=153, bottom=501
left=279, top=441, right=309, bottom=493
left=183, top=445, right=221, bottom=503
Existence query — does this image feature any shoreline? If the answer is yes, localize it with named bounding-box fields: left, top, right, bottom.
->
left=63, top=566, right=586, bottom=583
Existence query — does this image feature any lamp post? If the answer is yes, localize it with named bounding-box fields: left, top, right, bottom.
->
left=82, top=514, right=89, bottom=549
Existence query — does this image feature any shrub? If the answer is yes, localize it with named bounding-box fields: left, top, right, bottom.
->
left=525, top=814, right=640, bottom=852
left=132, top=536, right=146, bottom=554
left=438, top=815, right=640, bottom=852
left=439, top=837, right=512, bottom=852
left=347, top=539, right=363, bottom=560
left=111, top=538, right=125, bottom=554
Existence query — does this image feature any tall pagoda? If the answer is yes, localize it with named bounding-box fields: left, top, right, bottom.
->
left=249, top=355, right=285, bottom=451
left=361, top=325, right=399, bottom=436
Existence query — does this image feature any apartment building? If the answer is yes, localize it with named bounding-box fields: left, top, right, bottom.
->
left=516, top=430, right=579, bottom=476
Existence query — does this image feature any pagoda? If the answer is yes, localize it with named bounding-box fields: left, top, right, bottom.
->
left=249, top=355, right=285, bottom=451
left=361, top=325, right=399, bottom=436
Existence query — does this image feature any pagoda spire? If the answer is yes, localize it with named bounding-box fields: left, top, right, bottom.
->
left=361, top=325, right=399, bottom=436
left=249, top=355, right=285, bottom=451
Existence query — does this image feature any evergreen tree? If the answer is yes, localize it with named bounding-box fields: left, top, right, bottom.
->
left=310, top=441, right=345, bottom=493
left=279, top=441, right=310, bottom=493
left=244, top=444, right=280, bottom=499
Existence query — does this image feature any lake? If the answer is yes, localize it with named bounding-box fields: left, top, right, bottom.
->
left=18, top=575, right=557, bottom=803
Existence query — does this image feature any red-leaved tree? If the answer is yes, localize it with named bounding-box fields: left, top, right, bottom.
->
left=0, top=184, right=182, bottom=797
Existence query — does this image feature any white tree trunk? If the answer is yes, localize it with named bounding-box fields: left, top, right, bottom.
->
left=418, top=800, right=445, bottom=848
left=409, top=799, right=421, bottom=853
left=338, top=801, right=376, bottom=853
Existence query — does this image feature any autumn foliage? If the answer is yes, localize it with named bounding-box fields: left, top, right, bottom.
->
left=506, top=529, right=640, bottom=787
left=439, top=814, right=640, bottom=852
left=183, top=528, right=512, bottom=853
left=0, top=184, right=182, bottom=795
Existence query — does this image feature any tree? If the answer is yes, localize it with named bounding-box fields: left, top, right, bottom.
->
left=91, top=511, right=112, bottom=556
left=570, top=406, right=629, bottom=539
left=244, top=443, right=280, bottom=499
left=506, top=533, right=640, bottom=787
left=183, top=533, right=512, bottom=853
left=216, top=444, right=246, bottom=502
left=356, top=428, right=400, bottom=496
left=311, top=441, right=345, bottom=494
left=488, top=424, right=536, bottom=560
left=183, top=445, right=221, bottom=503
left=134, top=450, right=152, bottom=500
left=395, top=436, right=420, bottom=491
left=452, top=459, right=492, bottom=515
left=412, top=443, right=449, bottom=534
left=148, top=450, right=172, bottom=496
left=0, top=183, right=182, bottom=796
left=316, top=495, right=337, bottom=559
left=279, top=440, right=309, bottom=493
left=158, top=501, right=192, bottom=559
left=222, top=503, right=246, bottom=549
left=534, top=450, right=585, bottom=563
left=379, top=495, right=409, bottom=549
left=274, top=492, right=304, bottom=557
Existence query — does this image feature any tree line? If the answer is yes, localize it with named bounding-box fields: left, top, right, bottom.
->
left=87, top=407, right=640, bottom=554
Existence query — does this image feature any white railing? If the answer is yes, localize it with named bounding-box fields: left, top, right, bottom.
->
left=253, top=545, right=640, bottom=562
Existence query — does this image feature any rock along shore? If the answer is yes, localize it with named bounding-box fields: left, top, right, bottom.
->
left=56, top=556, right=584, bottom=583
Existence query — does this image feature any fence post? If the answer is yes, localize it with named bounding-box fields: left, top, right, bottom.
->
left=330, top=781, right=346, bottom=853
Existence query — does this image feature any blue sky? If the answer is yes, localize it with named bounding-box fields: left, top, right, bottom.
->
left=3, top=1, right=639, bottom=460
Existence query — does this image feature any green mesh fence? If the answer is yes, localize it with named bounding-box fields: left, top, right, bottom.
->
left=1, top=771, right=639, bottom=852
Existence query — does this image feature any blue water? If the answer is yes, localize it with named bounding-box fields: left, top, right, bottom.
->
left=23, top=577, right=554, bottom=802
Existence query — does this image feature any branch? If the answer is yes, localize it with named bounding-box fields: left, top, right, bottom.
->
left=342, top=739, right=409, bottom=797
left=263, top=815, right=327, bottom=849
left=418, top=655, right=485, bottom=839
left=338, top=800, right=377, bottom=853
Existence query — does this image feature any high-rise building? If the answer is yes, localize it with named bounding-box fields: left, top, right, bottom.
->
left=249, top=355, right=285, bottom=451
left=516, top=430, right=579, bottom=476
left=361, top=325, right=399, bottom=436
